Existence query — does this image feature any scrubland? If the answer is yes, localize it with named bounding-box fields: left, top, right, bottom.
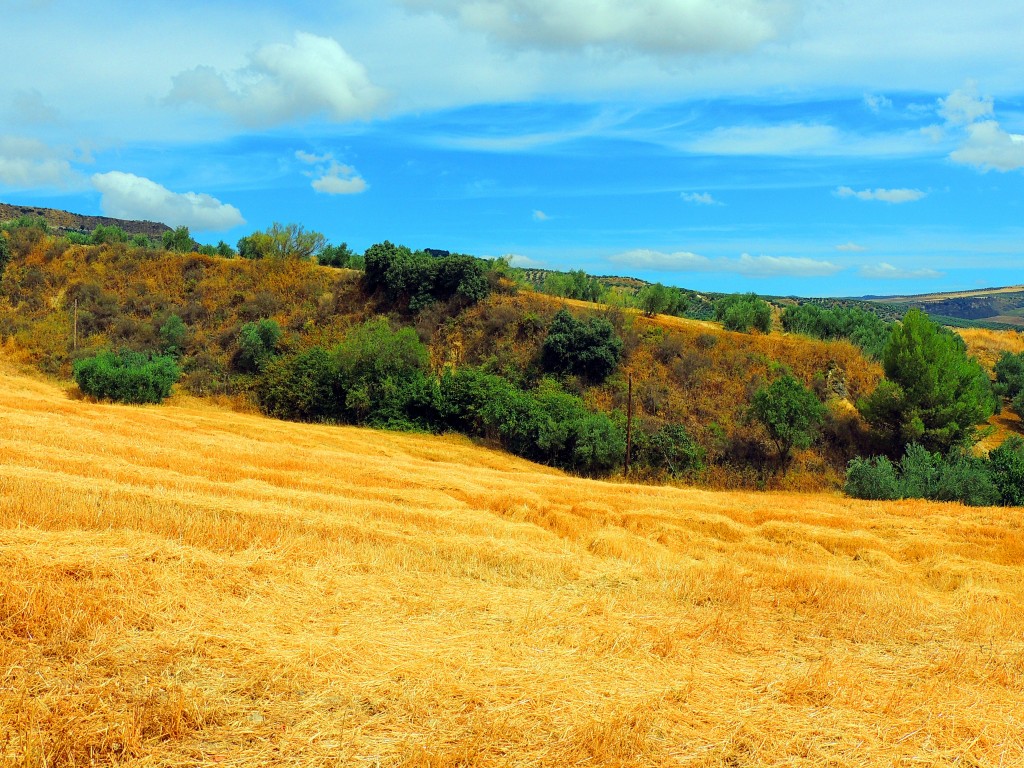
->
left=2, top=362, right=1024, bottom=767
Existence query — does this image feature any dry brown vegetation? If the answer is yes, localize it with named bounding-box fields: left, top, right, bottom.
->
left=958, top=327, right=1024, bottom=372
left=3, top=362, right=1024, bottom=767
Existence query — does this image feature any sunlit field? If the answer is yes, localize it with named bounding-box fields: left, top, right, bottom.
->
left=2, top=362, right=1023, bottom=767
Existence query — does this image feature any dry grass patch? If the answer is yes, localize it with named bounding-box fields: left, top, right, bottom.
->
left=2, top=363, right=1024, bottom=766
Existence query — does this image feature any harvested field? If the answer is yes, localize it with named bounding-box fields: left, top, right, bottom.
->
left=1, top=362, right=1023, bottom=767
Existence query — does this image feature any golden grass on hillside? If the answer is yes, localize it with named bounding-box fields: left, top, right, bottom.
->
left=958, top=327, right=1024, bottom=371
left=2, top=363, right=1024, bottom=767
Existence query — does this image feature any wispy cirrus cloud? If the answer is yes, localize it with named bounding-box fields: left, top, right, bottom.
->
left=836, top=186, right=926, bottom=203
left=167, top=33, right=385, bottom=127
left=91, top=171, right=245, bottom=231
left=680, top=191, right=720, bottom=205
left=836, top=242, right=868, bottom=252
left=609, top=249, right=842, bottom=277
left=860, top=262, right=942, bottom=280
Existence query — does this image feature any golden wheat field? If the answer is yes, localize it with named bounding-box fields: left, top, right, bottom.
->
left=2, top=362, right=1024, bottom=767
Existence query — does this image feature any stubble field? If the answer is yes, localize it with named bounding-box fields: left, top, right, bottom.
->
left=1, top=361, right=1023, bottom=767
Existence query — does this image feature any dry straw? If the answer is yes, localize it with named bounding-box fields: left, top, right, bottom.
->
left=1, top=362, right=1023, bottom=766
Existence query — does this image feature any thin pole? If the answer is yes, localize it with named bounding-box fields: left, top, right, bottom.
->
left=625, top=371, right=633, bottom=475
left=73, top=299, right=78, bottom=351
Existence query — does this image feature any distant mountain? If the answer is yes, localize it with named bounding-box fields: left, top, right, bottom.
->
left=0, top=202, right=171, bottom=240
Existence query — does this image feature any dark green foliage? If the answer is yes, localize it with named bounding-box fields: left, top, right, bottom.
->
left=318, top=243, right=356, bottom=268
left=749, top=374, right=825, bottom=462
left=0, top=215, right=49, bottom=234
left=257, top=347, right=339, bottom=421
left=235, top=319, right=282, bottom=373
left=237, top=223, right=327, bottom=260
left=633, top=423, right=705, bottom=477
left=781, top=303, right=891, bottom=359
left=73, top=349, right=180, bottom=404
left=988, top=436, right=1024, bottom=506
left=131, top=234, right=155, bottom=249
left=158, top=314, right=188, bottom=357
left=362, top=241, right=491, bottom=312
left=846, top=443, right=999, bottom=506
left=714, top=293, right=772, bottom=333
left=994, top=351, right=1024, bottom=399
left=859, top=309, right=995, bottom=455
left=541, top=309, right=622, bottom=383
left=844, top=455, right=901, bottom=500
left=162, top=227, right=198, bottom=253
left=197, top=241, right=235, bottom=258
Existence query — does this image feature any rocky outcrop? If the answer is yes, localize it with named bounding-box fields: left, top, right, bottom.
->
left=0, top=202, right=172, bottom=239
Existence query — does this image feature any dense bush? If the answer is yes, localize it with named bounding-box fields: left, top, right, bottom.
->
left=994, top=351, right=1024, bottom=400
left=363, top=241, right=490, bottom=312
left=846, top=442, right=999, bottom=506
left=714, top=293, right=771, bottom=333
left=632, top=423, right=705, bottom=477
left=859, top=309, right=995, bottom=456
left=844, top=455, right=901, bottom=500
left=0, top=233, right=9, bottom=280
left=541, top=270, right=607, bottom=303
left=257, top=347, right=339, bottom=421
left=74, top=349, right=180, bottom=404
left=988, top=436, right=1024, bottom=506
left=541, top=309, right=622, bottom=383
left=781, top=303, right=891, bottom=359
left=234, top=319, right=282, bottom=373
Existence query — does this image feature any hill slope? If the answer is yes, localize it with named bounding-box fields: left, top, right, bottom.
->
left=2, top=363, right=1023, bottom=766
left=0, top=201, right=171, bottom=239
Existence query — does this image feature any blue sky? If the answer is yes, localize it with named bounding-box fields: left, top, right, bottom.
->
left=2, top=1, right=1024, bottom=297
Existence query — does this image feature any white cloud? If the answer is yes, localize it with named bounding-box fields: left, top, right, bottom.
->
left=532, top=209, right=550, bottom=221
left=0, top=135, right=78, bottom=189
left=836, top=186, right=926, bottom=203
left=91, top=171, right=245, bottom=232
left=167, top=32, right=385, bottom=127
left=859, top=262, right=942, bottom=280
left=680, top=191, right=719, bottom=205
left=836, top=242, right=867, bottom=252
left=687, top=123, right=839, bottom=156
left=503, top=253, right=544, bottom=267
left=864, top=93, right=892, bottom=113
left=295, top=151, right=368, bottom=195
left=397, top=0, right=799, bottom=55
left=608, top=249, right=841, bottom=277
left=949, top=120, right=1024, bottom=172
left=938, top=82, right=993, bottom=125
left=10, top=90, right=60, bottom=125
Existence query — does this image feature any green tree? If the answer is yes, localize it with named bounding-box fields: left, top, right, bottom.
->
left=541, top=309, right=622, bottom=383
left=235, top=319, right=282, bottom=373
left=989, top=436, right=1024, bottom=506
left=0, top=232, right=10, bottom=280
left=750, top=374, right=825, bottom=463
left=318, top=242, right=355, bottom=268
left=89, top=224, right=129, bottom=245
left=714, top=293, right=772, bottom=333
left=158, top=314, right=188, bottom=357
left=238, top=222, right=327, bottom=260
left=162, top=226, right=197, bottom=253
left=637, top=283, right=671, bottom=317
left=859, top=309, right=995, bottom=455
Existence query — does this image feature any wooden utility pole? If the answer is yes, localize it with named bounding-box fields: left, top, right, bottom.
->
left=73, top=299, right=78, bottom=351
left=625, top=371, right=633, bottom=475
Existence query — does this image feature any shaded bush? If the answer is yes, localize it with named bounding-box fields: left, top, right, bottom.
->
left=844, top=455, right=901, bottom=500
left=234, top=319, right=282, bottom=373
left=74, top=350, right=180, bottom=404
left=989, top=436, right=1024, bottom=506
left=846, top=443, right=998, bottom=506
left=714, top=293, right=771, bottom=333
left=633, top=423, right=705, bottom=478
left=781, top=303, right=891, bottom=359
left=541, top=309, right=622, bottom=383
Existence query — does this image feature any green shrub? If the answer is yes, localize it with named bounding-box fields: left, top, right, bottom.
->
left=0, top=233, right=9, bottom=280
left=714, top=293, right=771, bottom=333
left=74, top=350, right=180, bottom=404
left=235, top=319, right=282, bottom=373
left=541, top=309, right=622, bottom=383
left=844, top=455, right=901, bottom=500
left=989, top=436, right=1024, bottom=506
left=750, top=374, right=825, bottom=462
left=256, top=347, right=339, bottom=421
left=633, top=423, right=705, bottom=477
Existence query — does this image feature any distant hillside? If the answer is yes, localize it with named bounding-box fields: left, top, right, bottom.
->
left=861, top=286, right=1024, bottom=329
left=0, top=202, right=171, bottom=239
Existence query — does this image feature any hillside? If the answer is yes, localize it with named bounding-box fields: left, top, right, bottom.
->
left=0, top=202, right=171, bottom=239
left=2, top=362, right=1023, bottom=766
left=863, top=285, right=1024, bottom=328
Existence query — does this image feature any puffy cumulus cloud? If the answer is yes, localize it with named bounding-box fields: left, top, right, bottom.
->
left=939, top=82, right=993, bottom=125
left=398, top=0, right=799, bottom=55
left=835, top=242, right=867, bottom=252
left=167, top=33, right=385, bottom=127
left=859, top=262, right=942, bottom=280
left=91, top=172, right=245, bottom=232
left=0, top=135, right=78, bottom=189
left=608, top=249, right=841, bottom=277
left=950, top=120, right=1024, bottom=172
left=295, top=151, right=368, bottom=195
left=680, top=191, right=720, bottom=205
left=836, top=186, right=926, bottom=203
